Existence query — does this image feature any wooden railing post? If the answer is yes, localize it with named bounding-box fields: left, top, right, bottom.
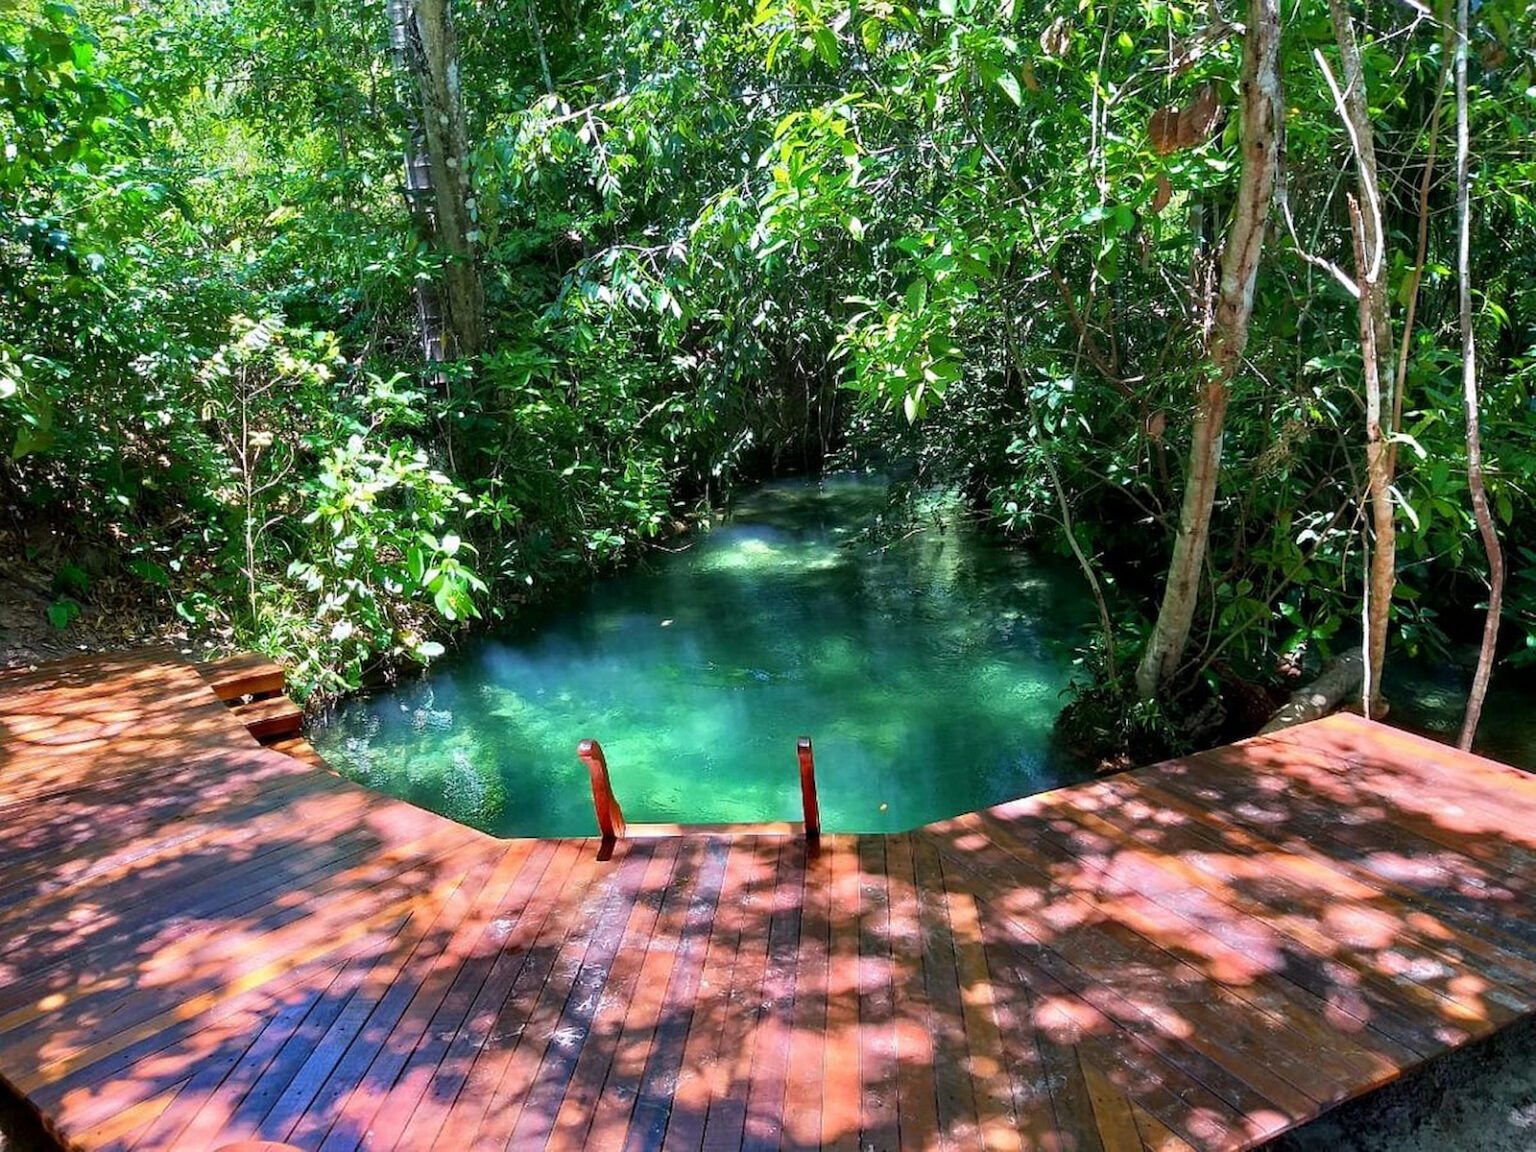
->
left=797, top=737, right=820, bottom=855
left=577, top=738, right=625, bottom=859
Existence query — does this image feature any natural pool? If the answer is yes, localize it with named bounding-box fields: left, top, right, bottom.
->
left=314, top=475, right=1097, bottom=837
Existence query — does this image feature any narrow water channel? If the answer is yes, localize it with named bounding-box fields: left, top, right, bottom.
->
left=314, top=475, right=1097, bottom=837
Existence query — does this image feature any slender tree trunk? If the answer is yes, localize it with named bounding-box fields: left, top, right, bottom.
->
left=387, top=0, right=485, bottom=363
left=526, top=0, right=556, bottom=97
left=1135, top=0, right=1281, bottom=702
left=1391, top=0, right=1454, bottom=449
left=1456, top=0, right=1504, bottom=749
left=1327, top=0, right=1396, bottom=716
left=1002, top=321, right=1118, bottom=682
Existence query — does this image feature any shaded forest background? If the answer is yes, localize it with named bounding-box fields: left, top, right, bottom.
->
left=2, top=0, right=1534, bottom=753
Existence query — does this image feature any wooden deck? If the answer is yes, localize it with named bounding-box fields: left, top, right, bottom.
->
left=1, top=651, right=1534, bottom=1152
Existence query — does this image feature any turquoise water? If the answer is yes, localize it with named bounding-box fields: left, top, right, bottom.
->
left=313, top=476, right=1096, bottom=837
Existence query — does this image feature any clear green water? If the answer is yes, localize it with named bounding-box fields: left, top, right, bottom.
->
left=1391, top=661, right=1536, bottom=771
left=313, top=475, right=1096, bottom=837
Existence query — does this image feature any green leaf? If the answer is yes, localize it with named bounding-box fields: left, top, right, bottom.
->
left=996, top=72, right=1022, bottom=106
left=47, top=598, right=80, bottom=630
left=126, top=559, right=170, bottom=587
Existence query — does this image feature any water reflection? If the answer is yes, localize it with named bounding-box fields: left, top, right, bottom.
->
left=315, top=476, right=1095, bottom=836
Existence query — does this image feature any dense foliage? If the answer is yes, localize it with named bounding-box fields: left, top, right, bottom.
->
left=2, top=0, right=1533, bottom=746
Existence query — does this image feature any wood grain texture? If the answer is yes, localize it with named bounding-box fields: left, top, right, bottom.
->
left=1, top=652, right=1533, bottom=1151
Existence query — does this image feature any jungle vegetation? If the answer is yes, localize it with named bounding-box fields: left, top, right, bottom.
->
left=2, top=0, right=1533, bottom=753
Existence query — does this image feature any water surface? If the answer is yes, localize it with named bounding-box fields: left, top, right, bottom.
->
left=314, top=476, right=1095, bottom=836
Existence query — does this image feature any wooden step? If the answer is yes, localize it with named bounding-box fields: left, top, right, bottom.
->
left=231, top=694, right=303, bottom=742
left=198, top=652, right=285, bottom=701
left=266, top=735, right=328, bottom=771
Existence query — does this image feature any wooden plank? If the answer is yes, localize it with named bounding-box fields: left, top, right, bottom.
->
left=930, top=832, right=1314, bottom=1136
left=0, top=766, right=352, bottom=933
left=233, top=918, right=441, bottom=1143
left=539, top=839, right=683, bottom=1149
left=978, top=851, right=1343, bottom=1119
left=1272, top=713, right=1536, bottom=807
left=197, top=652, right=287, bottom=701
left=0, top=747, right=315, bottom=882
left=266, top=735, right=328, bottom=769
left=966, top=797, right=1456, bottom=1071
left=338, top=839, right=561, bottom=1152
left=232, top=695, right=304, bottom=742
left=281, top=844, right=518, bottom=1150
left=39, top=914, right=418, bottom=1140
left=739, top=839, right=803, bottom=1151
left=585, top=839, right=719, bottom=1149
left=1169, top=740, right=1536, bottom=917
left=1081, top=1054, right=1151, bottom=1152
left=908, top=834, right=984, bottom=1152
left=1137, top=748, right=1536, bottom=980
left=1095, top=772, right=1536, bottom=1012
left=1134, top=1104, right=1201, bottom=1152
left=304, top=841, right=545, bottom=1152
left=940, top=864, right=1025, bottom=1152
left=0, top=822, right=391, bottom=1038
left=371, top=839, right=606, bottom=1152
left=854, top=834, right=900, bottom=1151
left=949, top=887, right=1257, bottom=1152
left=981, top=917, right=1106, bottom=1152
left=777, top=840, right=831, bottom=1152
left=0, top=816, right=479, bottom=1048
left=13, top=835, right=493, bottom=1099
left=254, top=842, right=505, bottom=1148
left=615, top=836, right=732, bottom=1152
left=384, top=838, right=571, bottom=1149
left=696, top=839, right=781, bottom=1152
left=999, top=781, right=1439, bottom=1045
left=488, top=843, right=659, bottom=1151
left=622, top=820, right=802, bottom=839
left=658, top=837, right=764, bottom=1152
left=125, top=961, right=350, bottom=1150
left=139, top=954, right=375, bottom=1150
left=882, top=833, right=940, bottom=1150
left=0, top=780, right=378, bottom=958
left=818, top=836, right=863, bottom=1152
left=1197, top=730, right=1536, bottom=869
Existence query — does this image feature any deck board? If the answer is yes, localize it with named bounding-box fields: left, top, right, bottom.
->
left=2, top=652, right=1534, bottom=1151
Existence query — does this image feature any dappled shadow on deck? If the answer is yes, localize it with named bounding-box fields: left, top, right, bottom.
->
left=0, top=657, right=1533, bottom=1151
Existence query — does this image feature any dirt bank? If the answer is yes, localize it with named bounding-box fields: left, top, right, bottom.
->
left=0, top=535, right=208, bottom=674
left=1265, top=1016, right=1536, bottom=1151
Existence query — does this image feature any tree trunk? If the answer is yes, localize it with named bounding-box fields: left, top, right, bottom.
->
left=1134, top=0, right=1282, bottom=702
left=1456, top=0, right=1504, bottom=750
left=1260, top=647, right=1364, bottom=734
left=387, top=0, right=485, bottom=363
left=1327, top=0, right=1396, bottom=716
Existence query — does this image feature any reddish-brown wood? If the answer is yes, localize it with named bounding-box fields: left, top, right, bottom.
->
left=265, top=735, right=328, bottom=769
left=4, top=650, right=1536, bottom=1152
left=577, top=737, right=820, bottom=856
left=231, top=695, right=303, bottom=742
left=578, top=737, right=626, bottom=855
left=196, top=653, right=287, bottom=702
left=798, top=736, right=821, bottom=853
